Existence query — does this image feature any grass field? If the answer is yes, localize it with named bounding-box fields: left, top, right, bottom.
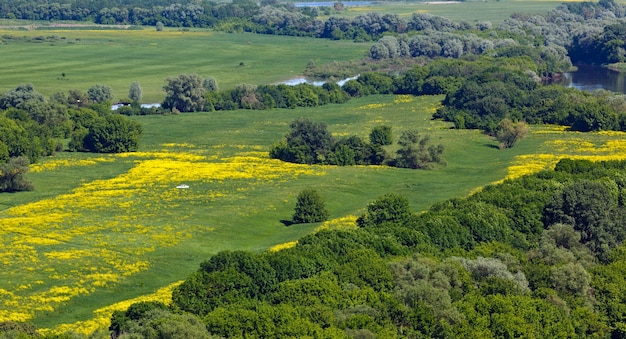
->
left=3, top=93, right=626, bottom=335
left=0, top=0, right=580, bottom=104
left=1, top=1, right=625, bottom=334
left=321, top=0, right=570, bottom=22
left=0, top=29, right=369, bottom=103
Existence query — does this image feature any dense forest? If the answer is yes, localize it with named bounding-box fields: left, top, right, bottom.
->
left=5, top=0, right=626, bottom=337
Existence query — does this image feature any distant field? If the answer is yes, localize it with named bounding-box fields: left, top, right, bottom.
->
left=3, top=93, right=626, bottom=334
left=0, top=29, right=369, bottom=103
left=0, top=0, right=587, bottom=104
left=319, top=0, right=570, bottom=22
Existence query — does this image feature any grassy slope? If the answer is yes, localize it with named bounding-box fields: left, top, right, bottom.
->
left=0, top=94, right=527, bottom=329
left=8, top=92, right=625, bottom=331
left=0, top=0, right=619, bottom=330
left=0, top=29, right=369, bottom=103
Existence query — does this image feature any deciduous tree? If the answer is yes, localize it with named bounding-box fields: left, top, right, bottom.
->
left=0, top=156, right=33, bottom=192
left=495, top=119, right=529, bottom=149
left=394, top=129, right=445, bottom=169
left=162, top=74, right=206, bottom=112
left=293, top=188, right=330, bottom=224
left=87, top=84, right=114, bottom=103
left=128, top=81, right=143, bottom=102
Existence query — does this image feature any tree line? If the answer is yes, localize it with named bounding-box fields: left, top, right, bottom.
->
left=165, top=53, right=626, bottom=143
left=0, top=83, right=143, bottom=192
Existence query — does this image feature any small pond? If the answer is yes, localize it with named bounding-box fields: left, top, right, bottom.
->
left=279, top=75, right=359, bottom=86
left=560, top=64, right=626, bottom=94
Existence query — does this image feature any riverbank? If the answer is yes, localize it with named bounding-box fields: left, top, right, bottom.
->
left=607, top=62, right=626, bottom=73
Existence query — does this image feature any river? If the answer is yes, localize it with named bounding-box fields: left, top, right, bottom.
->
left=560, top=64, right=626, bottom=94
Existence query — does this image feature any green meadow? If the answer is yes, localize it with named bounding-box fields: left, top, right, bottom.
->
left=325, top=0, right=568, bottom=22
left=4, top=91, right=626, bottom=331
left=0, top=29, right=369, bottom=103
left=0, top=94, right=509, bottom=329
left=2, top=0, right=626, bottom=331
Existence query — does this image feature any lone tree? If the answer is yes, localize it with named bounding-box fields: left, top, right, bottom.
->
left=129, top=81, right=143, bottom=102
left=0, top=156, right=33, bottom=192
left=293, top=189, right=330, bottom=224
left=394, top=129, right=445, bottom=169
left=495, top=118, right=529, bottom=149
left=162, top=74, right=206, bottom=112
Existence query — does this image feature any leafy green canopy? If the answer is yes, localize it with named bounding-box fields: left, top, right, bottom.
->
left=132, top=160, right=626, bottom=338
left=293, top=188, right=330, bottom=224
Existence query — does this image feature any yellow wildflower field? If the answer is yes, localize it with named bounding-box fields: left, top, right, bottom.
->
left=269, top=215, right=359, bottom=252
left=503, top=128, right=626, bottom=181
left=0, top=148, right=326, bottom=329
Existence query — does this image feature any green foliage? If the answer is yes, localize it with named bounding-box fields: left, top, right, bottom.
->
left=0, top=84, right=45, bottom=110
left=369, top=125, right=392, bottom=146
left=128, top=81, right=142, bottom=103
left=110, top=301, right=168, bottom=338
left=113, top=308, right=212, bottom=339
left=393, top=129, right=445, bottom=169
left=334, top=249, right=394, bottom=291
left=87, top=84, right=113, bottom=104
left=495, top=119, right=529, bottom=149
left=456, top=256, right=529, bottom=293
left=270, top=118, right=331, bottom=164
left=0, top=156, right=33, bottom=192
left=202, top=77, right=218, bottom=92
left=544, top=180, right=626, bottom=261
left=0, top=321, right=39, bottom=338
left=293, top=188, right=330, bottom=224
left=357, top=193, right=412, bottom=228
left=162, top=74, right=206, bottom=113
left=74, top=114, right=142, bottom=153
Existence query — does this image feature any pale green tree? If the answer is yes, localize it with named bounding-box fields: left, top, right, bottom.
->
left=128, top=81, right=143, bottom=102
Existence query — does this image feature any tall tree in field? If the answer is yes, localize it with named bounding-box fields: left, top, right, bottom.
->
left=87, top=84, right=113, bottom=103
left=394, top=129, right=445, bottom=169
left=129, top=81, right=143, bottom=102
left=162, top=74, right=206, bottom=112
left=495, top=119, right=529, bottom=149
left=293, top=188, right=330, bottom=224
left=0, top=156, right=33, bottom=192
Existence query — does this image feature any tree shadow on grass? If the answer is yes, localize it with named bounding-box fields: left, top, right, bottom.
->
left=485, top=143, right=500, bottom=150
left=280, top=219, right=296, bottom=226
